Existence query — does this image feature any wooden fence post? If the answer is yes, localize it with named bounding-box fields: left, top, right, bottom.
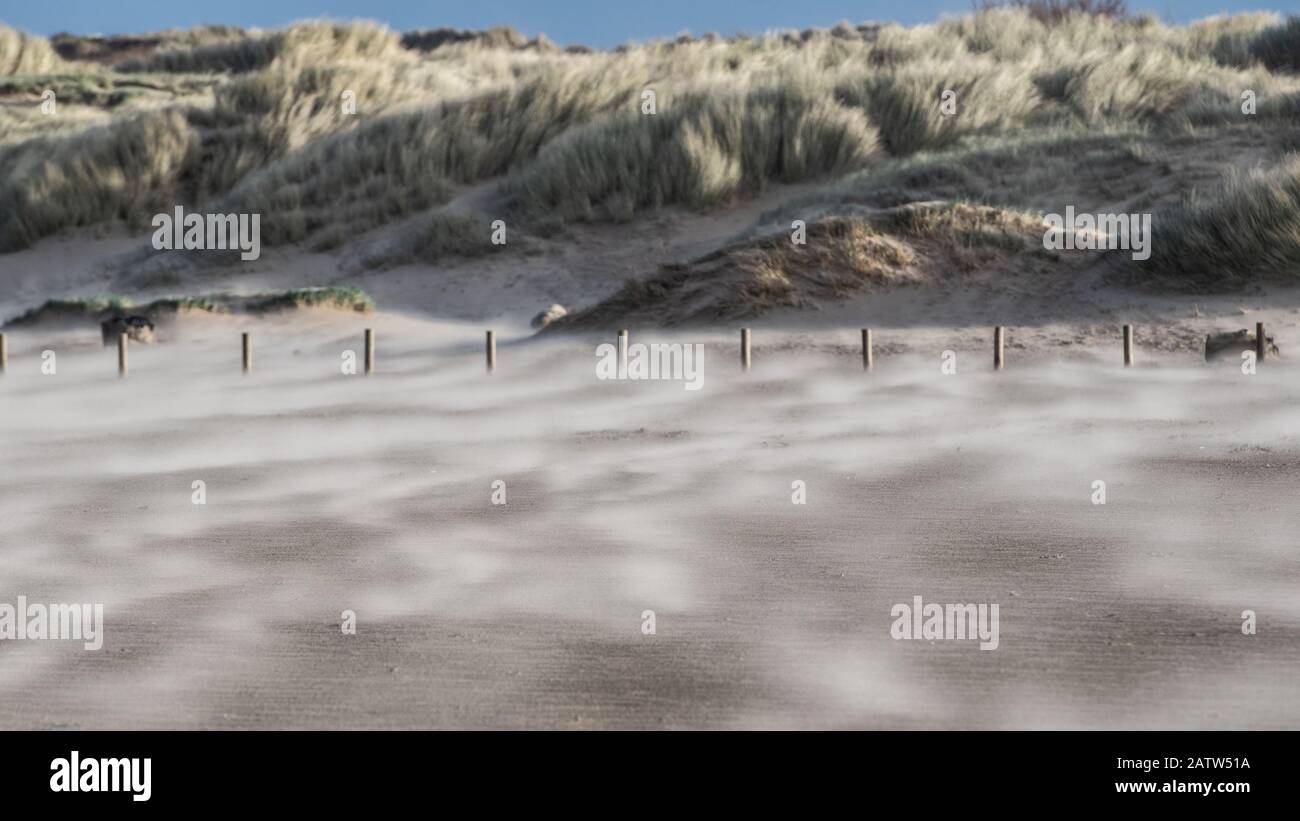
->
left=118, top=332, right=128, bottom=377
left=486, top=330, right=496, bottom=372
left=1123, top=324, right=1134, bottom=367
left=741, top=328, right=752, bottom=372
left=862, top=328, right=873, bottom=372
left=242, top=332, right=252, bottom=374
left=1256, top=321, right=1267, bottom=364
left=993, top=326, right=1004, bottom=371
left=364, top=329, right=375, bottom=375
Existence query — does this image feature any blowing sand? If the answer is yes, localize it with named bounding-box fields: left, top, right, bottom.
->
left=0, top=313, right=1297, bottom=729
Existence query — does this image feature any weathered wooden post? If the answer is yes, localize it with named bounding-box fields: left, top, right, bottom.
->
left=486, top=330, right=496, bottom=372
left=242, top=332, right=252, bottom=374
left=740, top=328, right=752, bottom=372
left=1256, top=321, right=1267, bottom=364
left=993, top=326, right=1004, bottom=371
left=618, top=329, right=628, bottom=372
left=861, top=328, right=873, bottom=372
left=364, top=329, right=375, bottom=375
left=0, top=332, right=7, bottom=375
left=1123, top=324, right=1134, bottom=367
left=117, top=332, right=128, bottom=377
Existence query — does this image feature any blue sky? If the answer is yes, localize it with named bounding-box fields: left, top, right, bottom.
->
left=4, top=1, right=1292, bottom=46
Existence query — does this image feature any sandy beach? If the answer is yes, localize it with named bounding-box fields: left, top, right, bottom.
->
left=1, top=314, right=1296, bottom=729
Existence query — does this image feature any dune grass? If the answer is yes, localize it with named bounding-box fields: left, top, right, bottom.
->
left=1061, top=46, right=1203, bottom=122
left=245, top=286, right=376, bottom=312
left=5, top=294, right=137, bottom=325
left=0, top=25, right=67, bottom=74
left=1250, top=16, right=1300, bottom=73
left=752, top=125, right=1151, bottom=232
left=4, top=286, right=375, bottom=327
left=0, top=110, right=196, bottom=251
left=1123, top=155, right=1300, bottom=290
left=49, top=27, right=250, bottom=68
left=1, top=8, right=1300, bottom=297
left=221, top=62, right=655, bottom=243
left=836, top=59, right=1040, bottom=154
left=552, top=201, right=1046, bottom=327
left=402, top=209, right=509, bottom=262
left=115, top=20, right=407, bottom=74
left=1171, top=13, right=1282, bottom=67
left=513, top=82, right=881, bottom=221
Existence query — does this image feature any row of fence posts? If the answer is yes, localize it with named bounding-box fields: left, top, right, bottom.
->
left=744, top=322, right=1269, bottom=372
left=742, top=323, right=1241, bottom=373
left=0, top=322, right=1274, bottom=378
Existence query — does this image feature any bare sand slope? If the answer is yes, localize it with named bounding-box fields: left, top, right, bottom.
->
left=0, top=314, right=1297, bottom=729
left=0, top=181, right=827, bottom=327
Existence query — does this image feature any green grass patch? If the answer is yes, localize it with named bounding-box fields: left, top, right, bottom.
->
left=3, top=286, right=374, bottom=327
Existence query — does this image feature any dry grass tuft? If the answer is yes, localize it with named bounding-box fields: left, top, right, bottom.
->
left=1124, top=156, right=1300, bottom=291
left=513, top=83, right=881, bottom=220
left=0, top=110, right=195, bottom=251
left=0, top=24, right=67, bottom=74
left=1250, top=16, right=1300, bottom=73
left=552, top=203, right=1043, bottom=327
left=117, top=20, right=406, bottom=74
